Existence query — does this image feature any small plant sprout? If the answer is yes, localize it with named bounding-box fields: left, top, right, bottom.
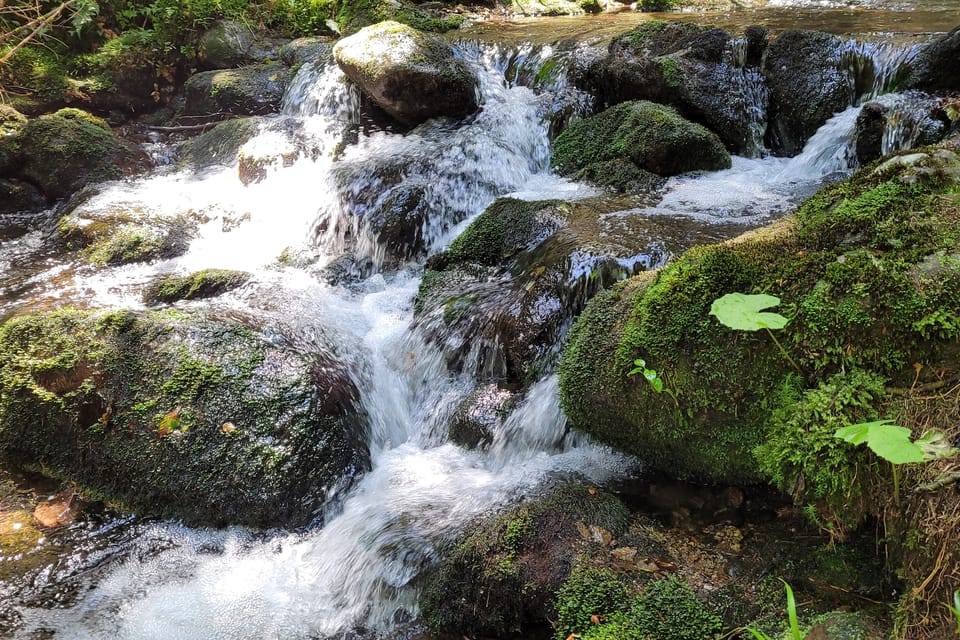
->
left=628, top=358, right=678, bottom=405
left=741, top=579, right=802, bottom=640
left=946, top=589, right=960, bottom=635
left=834, top=420, right=958, bottom=502
left=709, top=293, right=802, bottom=373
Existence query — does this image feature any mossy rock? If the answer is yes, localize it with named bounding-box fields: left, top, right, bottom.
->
left=0, top=47, right=73, bottom=115
left=143, top=269, right=251, bottom=305
left=509, top=0, right=601, bottom=16
left=0, top=108, right=144, bottom=202
left=332, top=21, right=478, bottom=127
left=0, top=309, right=368, bottom=527
left=180, top=63, right=291, bottom=119
left=419, top=483, right=630, bottom=638
left=198, top=20, right=287, bottom=71
left=0, top=179, right=46, bottom=215
left=334, top=0, right=464, bottom=36
left=559, top=140, right=960, bottom=485
left=551, top=101, right=731, bottom=181
left=763, top=30, right=855, bottom=156
left=178, top=117, right=265, bottom=168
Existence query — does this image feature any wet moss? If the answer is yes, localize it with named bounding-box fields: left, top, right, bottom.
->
left=0, top=309, right=366, bottom=527
left=420, top=484, right=629, bottom=638
left=143, top=269, right=251, bottom=305
left=559, top=142, right=960, bottom=486
left=444, top=198, right=566, bottom=267
left=552, top=101, right=731, bottom=179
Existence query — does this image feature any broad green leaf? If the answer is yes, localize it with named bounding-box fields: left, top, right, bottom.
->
left=834, top=420, right=890, bottom=446
left=867, top=425, right=925, bottom=464
left=710, top=293, right=789, bottom=331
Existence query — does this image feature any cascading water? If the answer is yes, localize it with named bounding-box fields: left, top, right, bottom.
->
left=2, top=28, right=947, bottom=640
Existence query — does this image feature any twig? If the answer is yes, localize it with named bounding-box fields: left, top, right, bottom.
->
left=914, top=471, right=960, bottom=493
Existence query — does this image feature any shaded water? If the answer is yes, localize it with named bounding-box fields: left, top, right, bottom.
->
left=0, top=17, right=954, bottom=640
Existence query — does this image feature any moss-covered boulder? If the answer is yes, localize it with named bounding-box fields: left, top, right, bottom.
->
left=0, top=309, right=368, bottom=527
left=143, top=269, right=251, bottom=305
left=559, top=138, right=960, bottom=485
left=198, top=20, right=287, bottom=71
left=419, top=484, right=630, bottom=638
left=179, top=117, right=265, bottom=168
left=334, top=0, right=464, bottom=37
left=180, top=63, right=291, bottom=119
left=0, top=109, right=148, bottom=208
left=763, top=30, right=854, bottom=156
left=509, top=0, right=601, bottom=16
left=904, top=26, right=960, bottom=92
left=57, top=198, right=201, bottom=266
left=576, top=21, right=766, bottom=155
left=332, top=21, right=478, bottom=127
left=415, top=197, right=675, bottom=385
left=552, top=101, right=731, bottom=184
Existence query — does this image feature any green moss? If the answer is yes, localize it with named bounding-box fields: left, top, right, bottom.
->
left=335, top=0, right=462, bottom=35
left=0, top=46, right=72, bottom=109
left=574, top=159, right=665, bottom=194
left=445, top=198, right=564, bottom=266
left=143, top=269, right=251, bottom=305
left=87, top=227, right=166, bottom=265
left=554, top=565, right=630, bottom=639
left=559, top=143, right=960, bottom=486
left=629, top=576, right=722, bottom=640
left=552, top=101, right=730, bottom=178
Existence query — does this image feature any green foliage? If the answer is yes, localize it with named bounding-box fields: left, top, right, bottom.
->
left=629, top=576, right=722, bottom=640
left=710, top=293, right=789, bottom=331
left=834, top=420, right=925, bottom=465
left=628, top=357, right=663, bottom=392
left=744, top=580, right=802, bottom=640
left=554, top=566, right=630, bottom=639
left=754, top=369, right=886, bottom=533
left=946, top=590, right=960, bottom=635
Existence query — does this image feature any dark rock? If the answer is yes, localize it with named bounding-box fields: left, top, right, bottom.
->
left=332, top=21, right=478, bottom=127
left=180, top=117, right=264, bottom=168
left=0, top=179, right=45, bottom=215
left=855, top=94, right=952, bottom=166
left=904, top=26, right=960, bottom=92
left=198, top=20, right=288, bottom=70
left=0, top=108, right=149, bottom=203
left=180, top=63, right=291, bottom=119
left=854, top=102, right=886, bottom=166
left=743, top=25, right=768, bottom=67
left=763, top=30, right=854, bottom=156
left=449, top=384, right=519, bottom=449
left=279, top=36, right=334, bottom=67
left=552, top=101, right=731, bottom=181
left=0, top=309, right=368, bottom=528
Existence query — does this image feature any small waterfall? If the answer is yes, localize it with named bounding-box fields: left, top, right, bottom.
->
left=841, top=37, right=923, bottom=101
left=724, top=36, right=769, bottom=157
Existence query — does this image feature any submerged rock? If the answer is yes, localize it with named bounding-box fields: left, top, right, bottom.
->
left=559, top=138, right=960, bottom=486
left=763, top=30, right=854, bottom=156
left=552, top=100, right=731, bottom=185
left=0, top=309, right=368, bottom=527
left=143, top=269, right=251, bottom=305
left=333, top=21, right=478, bottom=127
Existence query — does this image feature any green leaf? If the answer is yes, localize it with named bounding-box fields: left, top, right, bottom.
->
left=647, top=374, right=664, bottom=393
left=914, top=430, right=959, bottom=461
left=834, top=420, right=925, bottom=464
left=710, top=293, right=789, bottom=331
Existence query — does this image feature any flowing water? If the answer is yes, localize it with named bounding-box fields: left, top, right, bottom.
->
left=0, top=21, right=953, bottom=639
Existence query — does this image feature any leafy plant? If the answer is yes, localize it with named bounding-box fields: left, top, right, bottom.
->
left=946, top=589, right=960, bottom=636
left=710, top=293, right=801, bottom=373
left=627, top=357, right=678, bottom=405
left=834, top=420, right=958, bottom=502
left=742, top=579, right=802, bottom=640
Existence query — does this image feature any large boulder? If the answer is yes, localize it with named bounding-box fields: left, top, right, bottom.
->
left=180, top=63, right=291, bottom=119
left=575, top=21, right=768, bottom=155
left=198, top=20, right=287, bottom=70
left=0, top=108, right=148, bottom=209
left=904, top=26, right=960, bottom=92
left=415, top=196, right=738, bottom=386
left=0, top=309, right=368, bottom=527
left=332, top=21, right=478, bottom=127
left=559, top=138, right=960, bottom=486
left=551, top=100, right=731, bottom=185
left=763, top=30, right=855, bottom=156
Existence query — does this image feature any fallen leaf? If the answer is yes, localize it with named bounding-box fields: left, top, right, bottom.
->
left=575, top=521, right=592, bottom=541
left=611, top=547, right=637, bottom=562
left=590, top=614, right=600, bottom=625
left=589, top=525, right=613, bottom=546
left=587, top=487, right=597, bottom=495
left=158, top=407, right=182, bottom=437
left=33, top=490, right=78, bottom=528
left=221, top=422, right=237, bottom=434
left=565, top=634, right=581, bottom=640
left=653, top=558, right=678, bottom=571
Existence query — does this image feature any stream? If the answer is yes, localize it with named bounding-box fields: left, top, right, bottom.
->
left=0, top=9, right=954, bottom=639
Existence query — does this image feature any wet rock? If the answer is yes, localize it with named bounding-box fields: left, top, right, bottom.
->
left=180, top=63, right=291, bottom=119
left=558, top=141, right=960, bottom=486
left=0, top=108, right=149, bottom=206
left=904, top=26, right=960, bottom=92
left=414, top=196, right=733, bottom=386
left=332, top=21, right=478, bottom=127
left=552, top=101, right=731, bottom=183
left=854, top=102, right=886, bottom=166
left=0, top=309, right=368, bottom=528
left=198, top=20, right=287, bottom=70
left=0, top=179, right=45, bottom=215
left=448, top=384, right=519, bottom=449
left=142, top=269, right=251, bottom=305
left=32, top=490, right=79, bottom=528
left=854, top=94, right=951, bottom=166
left=179, top=117, right=265, bottom=168
left=510, top=0, right=601, bottom=15
left=419, top=483, right=630, bottom=638
left=279, top=36, right=334, bottom=67
left=577, top=21, right=765, bottom=154
left=57, top=197, right=201, bottom=266
left=763, top=30, right=854, bottom=156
